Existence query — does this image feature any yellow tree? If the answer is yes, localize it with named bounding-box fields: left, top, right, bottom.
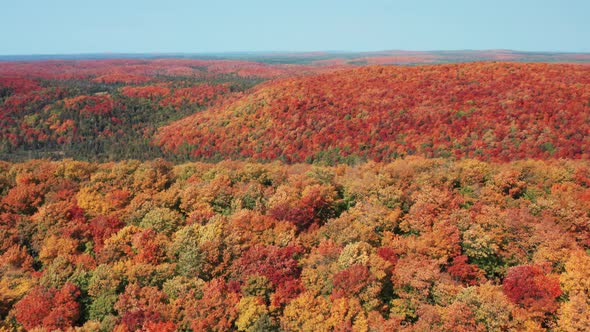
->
left=558, top=251, right=590, bottom=331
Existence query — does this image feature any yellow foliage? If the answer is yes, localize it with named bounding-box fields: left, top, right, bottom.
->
left=76, top=186, right=110, bottom=216
left=558, top=293, right=590, bottom=332
left=281, top=292, right=331, bottom=332
left=456, top=158, right=490, bottom=185
left=455, top=283, right=514, bottom=332
left=338, top=242, right=372, bottom=269
left=367, top=253, right=392, bottom=281
left=558, top=251, right=590, bottom=331
left=38, top=235, right=78, bottom=265
left=326, top=298, right=367, bottom=332
left=235, top=296, right=269, bottom=332
left=75, top=320, right=103, bottom=332
left=560, top=250, right=590, bottom=294
left=55, top=159, right=95, bottom=181
left=0, top=273, right=34, bottom=315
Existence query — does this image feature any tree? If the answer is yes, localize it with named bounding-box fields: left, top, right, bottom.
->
left=13, top=283, right=80, bottom=331
left=455, top=283, right=515, bottom=331
left=502, top=264, right=561, bottom=315
left=281, top=292, right=331, bottom=332
left=188, top=278, right=240, bottom=331
left=113, top=283, right=171, bottom=331
left=558, top=251, right=590, bottom=331
left=235, top=296, right=277, bottom=332
left=140, top=207, right=183, bottom=236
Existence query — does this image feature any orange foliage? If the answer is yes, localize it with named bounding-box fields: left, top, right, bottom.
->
left=0, top=157, right=586, bottom=330
left=63, top=94, right=115, bottom=116
left=159, top=84, right=230, bottom=108
left=157, top=62, right=590, bottom=162
left=120, top=84, right=171, bottom=100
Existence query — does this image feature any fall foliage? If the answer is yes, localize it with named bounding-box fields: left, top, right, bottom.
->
left=1, top=54, right=590, bottom=331
left=0, top=157, right=587, bottom=330
left=157, top=62, right=590, bottom=163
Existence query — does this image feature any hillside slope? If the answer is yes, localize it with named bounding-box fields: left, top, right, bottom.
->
left=0, top=60, right=280, bottom=161
left=156, top=62, right=590, bottom=163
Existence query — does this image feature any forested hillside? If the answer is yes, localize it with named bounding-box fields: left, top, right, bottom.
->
left=3, top=60, right=590, bottom=164
left=1, top=158, right=589, bottom=331
left=0, top=59, right=328, bottom=161
left=157, top=63, right=590, bottom=164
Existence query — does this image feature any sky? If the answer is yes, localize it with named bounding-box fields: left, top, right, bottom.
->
left=1, top=0, right=588, bottom=55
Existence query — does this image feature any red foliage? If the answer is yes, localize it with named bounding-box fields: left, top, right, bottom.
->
left=331, top=264, right=374, bottom=299
left=143, top=321, right=177, bottom=332
left=157, top=62, right=590, bottom=162
left=1, top=174, right=46, bottom=214
left=313, top=50, right=590, bottom=66
left=0, top=213, right=28, bottom=252
left=0, top=245, right=34, bottom=271
left=63, top=94, right=115, bottom=116
left=268, top=201, right=314, bottom=229
left=13, top=286, right=52, bottom=330
left=13, top=283, right=80, bottom=331
left=231, top=244, right=303, bottom=306
left=189, top=278, right=240, bottom=331
left=2, top=54, right=590, bottom=331
left=503, top=264, right=562, bottom=313
left=121, top=85, right=171, bottom=100
left=131, top=229, right=168, bottom=264
left=447, top=255, right=486, bottom=286
left=0, top=58, right=323, bottom=82
left=89, top=215, right=125, bottom=252
left=115, top=284, right=169, bottom=332
left=0, top=77, right=41, bottom=94
left=67, top=203, right=86, bottom=221
left=232, top=244, right=303, bottom=284
left=269, top=185, right=335, bottom=230
left=377, top=247, right=399, bottom=266
left=1, top=88, right=65, bottom=116
left=42, top=283, right=81, bottom=331
left=159, top=84, right=230, bottom=108
left=355, top=55, right=438, bottom=65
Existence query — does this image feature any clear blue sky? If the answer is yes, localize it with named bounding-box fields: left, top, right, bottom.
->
left=1, top=0, right=588, bottom=55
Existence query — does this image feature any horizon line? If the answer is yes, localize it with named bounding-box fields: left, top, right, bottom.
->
left=2, top=49, right=590, bottom=59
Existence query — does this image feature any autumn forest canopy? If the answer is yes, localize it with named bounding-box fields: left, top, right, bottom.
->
left=1, top=52, right=590, bottom=164
left=1, top=51, right=590, bottom=331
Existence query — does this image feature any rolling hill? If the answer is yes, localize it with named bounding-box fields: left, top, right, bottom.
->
left=156, top=62, right=590, bottom=163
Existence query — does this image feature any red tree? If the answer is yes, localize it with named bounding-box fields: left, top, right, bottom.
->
left=502, top=264, right=562, bottom=314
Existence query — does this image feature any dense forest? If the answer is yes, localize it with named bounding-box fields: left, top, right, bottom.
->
left=0, top=158, right=589, bottom=331
left=157, top=63, right=590, bottom=163
left=0, top=59, right=281, bottom=161
left=1, top=55, right=590, bottom=331
left=2, top=60, right=589, bottom=164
